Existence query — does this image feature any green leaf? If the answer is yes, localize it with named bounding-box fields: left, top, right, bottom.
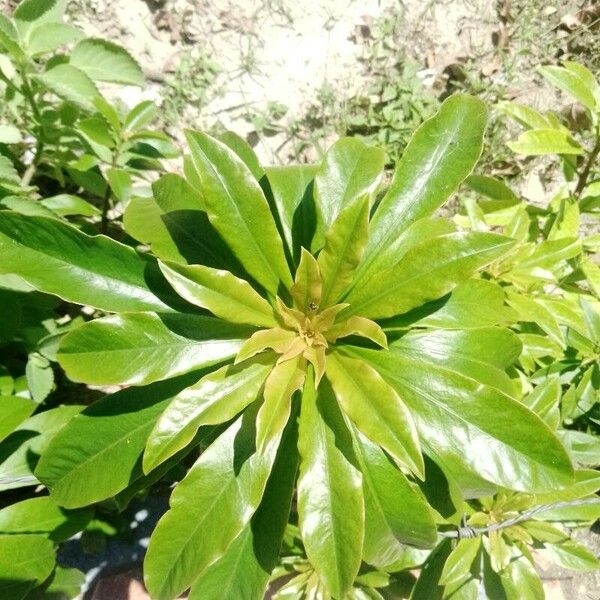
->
left=411, top=279, right=517, bottom=330
left=0, top=124, right=22, bottom=143
left=313, top=137, right=384, bottom=249
left=79, top=117, right=115, bottom=148
left=346, top=232, right=514, bottom=320
left=160, top=261, right=277, bottom=328
left=144, top=407, right=282, bottom=600
left=14, top=0, right=65, bottom=33
left=256, top=356, right=304, bottom=452
left=356, top=94, right=487, bottom=282
left=57, top=312, right=251, bottom=386
left=390, top=327, right=521, bottom=396
left=70, top=38, right=144, bottom=85
left=297, top=372, right=364, bottom=598
left=0, top=534, right=55, bottom=599
left=26, top=22, right=83, bottom=56
left=188, top=404, right=298, bottom=600
left=508, top=129, right=584, bottom=155
left=0, top=497, right=91, bottom=542
left=0, top=156, right=20, bottom=185
left=124, top=100, right=157, bottom=131
left=538, top=64, right=598, bottom=112
left=42, top=566, right=85, bottom=599
left=106, top=167, right=131, bottom=202
left=290, top=248, right=321, bottom=312
left=499, top=553, right=543, bottom=600
left=218, top=131, right=264, bottom=181
left=350, top=346, right=574, bottom=494
left=541, top=538, right=600, bottom=571
left=264, top=164, right=319, bottom=259
left=0, top=396, right=36, bottom=442
left=326, top=351, right=424, bottom=477
left=499, top=101, right=552, bottom=129
left=0, top=405, right=81, bottom=491
left=38, top=64, right=100, bottom=111
left=350, top=428, right=436, bottom=568
left=439, top=537, right=481, bottom=585
left=522, top=378, right=561, bottom=429
left=39, top=194, right=100, bottom=217
left=186, top=130, right=292, bottom=295
left=25, top=352, right=53, bottom=403
left=35, top=374, right=198, bottom=507
left=465, top=174, right=519, bottom=203
left=318, top=197, right=369, bottom=307
left=0, top=213, right=180, bottom=313
left=144, top=358, right=272, bottom=472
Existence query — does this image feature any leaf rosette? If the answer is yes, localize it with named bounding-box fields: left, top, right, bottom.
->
left=0, top=94, right=575, bottom=600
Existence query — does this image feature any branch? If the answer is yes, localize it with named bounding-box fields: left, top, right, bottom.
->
left=439, top=497, right=600, bottom=539
left=574, top=127, right=600, bottom=197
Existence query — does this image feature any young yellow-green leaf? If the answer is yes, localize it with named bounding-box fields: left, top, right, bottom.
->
left=347, top=232, right=514, bottom=320
left=0, top=124, right=22, bottom=144
left=0, top=212, right=180, bottom=313
left=0, top=396, right=36, bottom=442
left=144, top=408, right=282, bottom=600
left=538, top=64, right=598, bottom=112
left=439, top=537, right=481, bottom=585
left=186, top=130, right=292, bottom=295
left=35, top=375, right=198, bottom=508
left=144, top=359, right=273, bottom=472
left=291, top=248, right=322, bottom=312
left=317, top=197, right=369, bottom=307
left=326, top=315, right=387, bottom=348
left=297, top=373, right=364, bottom=599
left=507, top=292, right=564, bottom=347
left=38, top=64, right=100, bottom=111
left=58, top=312, right=251, bottom=386
left=313, top=137, right=384, bottom=249
left=0, top=534, right=55, bottom=599
left=356, top=94, right=487, bottom=282
left=40, top=194, right=100, bottom=217
left=350, top=346, right=574, bottom=494
left=499, top=101, right=552, bottom=129
left=159, top=261, right=277, bottom=328
left=255, top=356, right=304, bottom=452
left=522, top=378, right=561, bottom=429
left=350, top=428, right=436, bottom=568
left=70, top=38, right=144, bottom=86
left=235, top=327, right=296, bottom=364
left=326, top=352, right=423, bottom=477
left=508, top=129, right=584, bottom=155
left=0, top=496, right=91, bottom=542
left=188, top=408, right=298, bottom=600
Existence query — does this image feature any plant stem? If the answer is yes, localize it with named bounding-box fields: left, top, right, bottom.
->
left=440, top=497, right=600, bottom=539
left=19, top=67, right=45, bottom=187
left=574, top=126, right=600, bottom=197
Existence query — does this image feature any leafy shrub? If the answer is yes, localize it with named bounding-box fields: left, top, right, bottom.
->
left=0, top=2, right=598, bottom=599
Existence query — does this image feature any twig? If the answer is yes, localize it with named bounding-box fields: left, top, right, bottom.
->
left=574, top=127, right=600, bottom=197
left=440, top=497, right=600, bottom=539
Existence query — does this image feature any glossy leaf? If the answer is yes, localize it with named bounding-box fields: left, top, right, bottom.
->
left=159, top=261, right=277, bottom=328
left=144, top=407, right=282, bottom=600
left=356, top=94, right=487, bottom=282
left=0, top=213, right=179, bottom=313
left=57, top=312, right=251, bottom=386
left=297, top=373, right=364, bottom=598
left=313, top=138, right=384, bottom=248
left=290, top=248, right=322, bottom=312
left=351, top=428, right=436, bottom=568
left=144, top=359, right=272, bottom=472
left=350, top=346, right=574, bottom=493
left=188, top=406, right=298, bottom=600
left=346, top=232, right=514, bottom=320
left=318, top=197, right=369, bottom=307
left=186, top=130, right=292, bottom=294
left=0, top=396, right=36, bottom=442
left=326, top=351, right=423, bottom=477
left=439, top=537, right=481, bottom=585
left=35, top=374, right=199, bottom=508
